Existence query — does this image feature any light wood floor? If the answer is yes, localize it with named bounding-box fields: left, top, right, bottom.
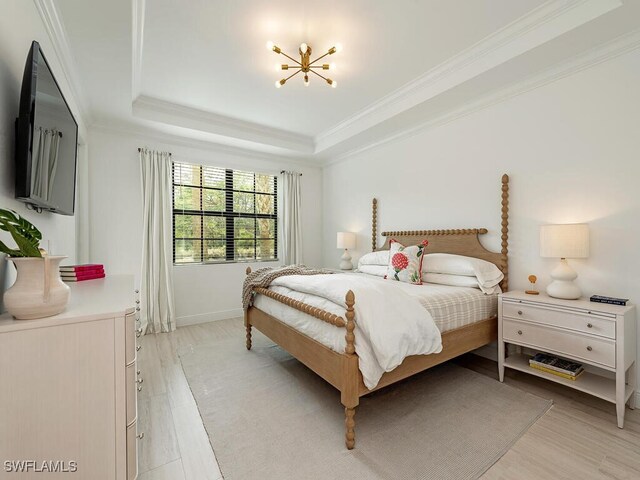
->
left=137, top=318, right=640, bottom=479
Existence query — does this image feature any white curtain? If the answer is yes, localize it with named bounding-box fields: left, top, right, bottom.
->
left=139, top=149, right=176, bottom=333
left=281, top=171, right=303, bottom=265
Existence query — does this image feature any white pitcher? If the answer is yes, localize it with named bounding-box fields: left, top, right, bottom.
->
left=3, top=255, right=70, bottom=319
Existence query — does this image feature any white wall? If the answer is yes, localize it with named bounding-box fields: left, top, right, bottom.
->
left=87, top=128, right=323, bottom=326
left=323, top=48, right=640, bottom=380
left=0, top=1, right=85, bottom=309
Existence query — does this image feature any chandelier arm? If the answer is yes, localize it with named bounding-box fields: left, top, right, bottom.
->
left=309, top=52, right=330, bottom=64
left=284, top=69, right=302, bottom=82
left=280, top=52, right=302, bottom=66
left=309, top=69, right=329, bottom=82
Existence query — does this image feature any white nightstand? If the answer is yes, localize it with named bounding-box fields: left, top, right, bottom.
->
left=498, top=291, right=637, bottom=428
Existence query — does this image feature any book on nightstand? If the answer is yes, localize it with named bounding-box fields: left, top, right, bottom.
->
left=590, top=295, right=628, bottom=306
left=529, top=364, right=584, bottom=380
left=529, top=353, right=584, bottom=380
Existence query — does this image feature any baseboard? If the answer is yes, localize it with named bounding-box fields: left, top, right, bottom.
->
left=176, top=308, right=243, bottom=327
left=472, top=342, right=498, bottom=362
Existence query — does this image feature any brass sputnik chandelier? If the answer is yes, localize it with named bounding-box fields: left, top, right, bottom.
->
left=266, top=41, right=341, bottom=88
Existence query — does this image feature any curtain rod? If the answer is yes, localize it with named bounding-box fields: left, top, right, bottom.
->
left=281, top=170, right=302, bottom=176
left=138, top=147, right=172, bottom=156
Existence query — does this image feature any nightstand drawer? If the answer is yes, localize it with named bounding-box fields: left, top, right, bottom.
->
left=503, top=318, right=615, bottom=368
left=503, top=302, right=615, bottom=339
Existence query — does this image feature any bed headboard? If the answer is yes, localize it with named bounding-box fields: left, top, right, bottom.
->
left=371, top=174, right=509, bottom=291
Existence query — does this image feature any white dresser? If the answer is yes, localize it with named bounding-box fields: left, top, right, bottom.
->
left=0, top=276, right=141, bottom=479
left=498, top=291, right=636, bottom=428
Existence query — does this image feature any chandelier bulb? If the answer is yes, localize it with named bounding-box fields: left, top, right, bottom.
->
left=331, top=80, right=337, bottom=89
left=275, top=79, right=282, bottom=88
left=335, top=43, right=343, bottom=53
left=300, top=43, right=308, bottom=54
left=330, top=62, right=337, bottom=71
left=266, top=40, right=274, bottom=51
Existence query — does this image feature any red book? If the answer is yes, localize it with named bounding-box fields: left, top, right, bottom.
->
left=60, top=264, right=104, bottom=273
left=61, top=270, right=105, bottom=280
left=62, top=273, right=106, bottom=282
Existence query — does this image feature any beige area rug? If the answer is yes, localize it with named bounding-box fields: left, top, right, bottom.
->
left=179, top=332, right=552, bottom=480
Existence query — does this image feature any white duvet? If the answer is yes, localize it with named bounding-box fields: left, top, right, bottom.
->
left=268, top=274, right=443, bottom=389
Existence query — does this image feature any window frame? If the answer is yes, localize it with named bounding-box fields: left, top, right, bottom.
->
left=172, top=162, right=278, bottom=265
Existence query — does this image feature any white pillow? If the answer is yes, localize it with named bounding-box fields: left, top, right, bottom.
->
left=357, top=250, right=390, bottom=268
left=357, top=265, right=387, bottom=277
left=422, top=253, right=503, bottom=288
left=422, top=273, right=480, bottom=289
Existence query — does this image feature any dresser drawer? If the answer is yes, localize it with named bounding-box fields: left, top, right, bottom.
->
left=503, top=318, right=616, bottom=368
left=503, top=301, right=615, bottom=339
left=127, top=421, right=139, bottom=480
left=126, top=363, right=138, bottom=427
left=125, top=312, right=136, bottom=365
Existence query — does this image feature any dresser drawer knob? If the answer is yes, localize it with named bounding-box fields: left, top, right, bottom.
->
left=137, top=377, right=144, bottom=384
left=587, top=323, right=593, bottom=329
left=517, top=330, right=523, bottom=335
left=136, top=329, right=142, bottom=338
left=137, top=370, right=141, bottom=376
left=136, top=307, right=141, bottom=312
left=136, top=345, right=142, bottom=352
left=135, top=299, right=140, bottom=304
left=517, top=310, right=523, bottom=315
left=137, top=385, right=143, bottom=392
left=135, top=289, right=140, bottom=294
left=586, top=346, right=593, bottom=352
left=137, top=432, right=144, bottom=440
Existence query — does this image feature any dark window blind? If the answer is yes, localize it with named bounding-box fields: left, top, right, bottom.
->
left=172, top=162, right=278, bottom=264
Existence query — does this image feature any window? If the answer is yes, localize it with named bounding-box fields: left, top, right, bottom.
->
left=172, top=162, right=278, bottom=264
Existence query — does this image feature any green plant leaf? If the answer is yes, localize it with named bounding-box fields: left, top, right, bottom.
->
left=0, top=209, right=42, bottom=254
left=1, top=219, right=41, bottom=257
left=0, top=239, right=22, bottom=257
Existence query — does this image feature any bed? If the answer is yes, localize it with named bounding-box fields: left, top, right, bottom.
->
left=243, top=174, right=510, bottom=449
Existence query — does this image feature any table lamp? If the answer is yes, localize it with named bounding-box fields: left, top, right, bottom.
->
left=540, top=224, right=589, bottom=299
left=336, top=232, right=356, bottom=270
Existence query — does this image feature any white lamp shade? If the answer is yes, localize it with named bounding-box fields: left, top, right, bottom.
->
left=540, top=224, right=589, bottom=259
left=337, top=232, right=356, bottom=249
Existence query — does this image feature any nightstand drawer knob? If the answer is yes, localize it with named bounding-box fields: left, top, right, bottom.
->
left=587, top=323, right=593, bottom=328
left=517, top=310, right=523, bottom=315
left=587, top=346, right=593, bottom=351
left=517, top=330, right=523, bottom=335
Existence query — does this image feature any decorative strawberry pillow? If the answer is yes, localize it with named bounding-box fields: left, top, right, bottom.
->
left=385, top=239, right=429, bottom=284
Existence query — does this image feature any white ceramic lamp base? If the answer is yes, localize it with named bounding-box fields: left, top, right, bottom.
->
left=339, top=249, right=353, bottom=270
left=546, top=258, right=581, bottom=300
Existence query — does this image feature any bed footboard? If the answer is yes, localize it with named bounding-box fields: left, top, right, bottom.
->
left=244, top=267, right=360, bottom=449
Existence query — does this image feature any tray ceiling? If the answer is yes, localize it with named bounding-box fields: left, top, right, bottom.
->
left=52, top=0, right=639, bottom=161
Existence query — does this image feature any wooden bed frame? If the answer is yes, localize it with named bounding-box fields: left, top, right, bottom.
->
left=244, top=174, right=510, bottom=449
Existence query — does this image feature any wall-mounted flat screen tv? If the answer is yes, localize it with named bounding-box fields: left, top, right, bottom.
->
left=15, top=41, right=78, bottom=215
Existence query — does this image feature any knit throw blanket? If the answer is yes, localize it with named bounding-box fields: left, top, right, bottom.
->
left=242, top=265, right=332, bottom=310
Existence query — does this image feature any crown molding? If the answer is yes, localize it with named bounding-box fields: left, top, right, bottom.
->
left=325, top=28, right=640, bottom=167
left=132, top=95, right=315, bottom=154
left=314, top=0, right=622, bottom=154
left=91, top=121, right=323, bottom=168
left=33, top=0, right=92, bottom=127
left=132, top=0, right=145, bottom=100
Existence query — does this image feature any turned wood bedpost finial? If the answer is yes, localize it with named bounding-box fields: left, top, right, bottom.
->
left=372, top=198, right=378, bottom=252
left=501, top=174, right=509, bottom=292
left=246, top=266, right=252, bottom=275
left=345, top=290, right=356, bottom=355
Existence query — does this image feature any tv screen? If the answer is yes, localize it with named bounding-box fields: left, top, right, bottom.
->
left=15, top=41, right=78, bottom=215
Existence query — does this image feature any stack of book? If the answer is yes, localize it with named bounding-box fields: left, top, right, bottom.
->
left=529, top=353, right=584, bottom=381
left=60, top=264, right=105, bottom=282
